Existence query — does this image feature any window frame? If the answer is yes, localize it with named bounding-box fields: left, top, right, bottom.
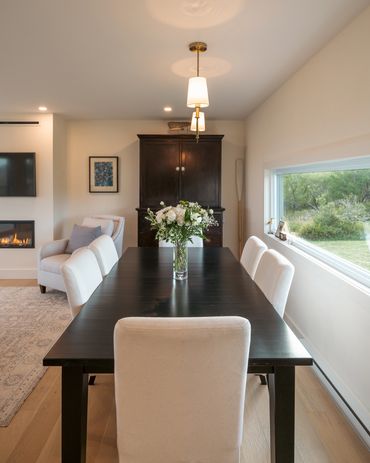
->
left=268, top=156, right=370, bottom=289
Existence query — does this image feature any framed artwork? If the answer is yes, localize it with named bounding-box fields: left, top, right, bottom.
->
left=275, top=220, right=286, bottom=240
left=89, top=156, right=119, bottom=193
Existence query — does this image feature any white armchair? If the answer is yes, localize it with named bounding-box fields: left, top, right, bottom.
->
left=38, top=215, right=125, bottom=293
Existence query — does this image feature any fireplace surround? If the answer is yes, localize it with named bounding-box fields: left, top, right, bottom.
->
left=0, top=221, right=35, bottom=248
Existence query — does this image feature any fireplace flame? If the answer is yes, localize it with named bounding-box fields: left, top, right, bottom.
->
left=0, top=233, right=32, bottom=247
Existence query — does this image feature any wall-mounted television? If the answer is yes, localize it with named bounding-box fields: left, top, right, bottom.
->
left=0, top=153, right=36, bottom=197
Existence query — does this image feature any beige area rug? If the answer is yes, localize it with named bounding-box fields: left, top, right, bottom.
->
left=0, top=287, right=71, bottom=426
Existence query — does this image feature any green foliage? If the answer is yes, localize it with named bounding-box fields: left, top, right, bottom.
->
left=283, top=169, right=370, bottom=211
left=286, top=201, right=366, bottom=240
left=283, top=169, right=370, bottom=241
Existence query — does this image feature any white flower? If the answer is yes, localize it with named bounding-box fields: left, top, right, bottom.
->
left=209, top=209, right=214, bottom=215
left=156, top=211, right=163, bottom=223
left=166, top=209, right=177, bottom=223
left=160, top=201, right=165, bottom=206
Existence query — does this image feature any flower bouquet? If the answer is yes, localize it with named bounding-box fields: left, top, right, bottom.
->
left=146, top=200, right=218, bottom=279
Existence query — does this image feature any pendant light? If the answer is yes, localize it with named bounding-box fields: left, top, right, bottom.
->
left=190, top=111, right=205, bottom=132
left=187, top=42, right=209, bottom=142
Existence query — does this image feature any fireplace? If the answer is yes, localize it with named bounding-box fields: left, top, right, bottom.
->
left=0, top=221, right=35, bottom=248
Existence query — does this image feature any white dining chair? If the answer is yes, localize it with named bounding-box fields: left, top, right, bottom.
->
left=114, top=316, right=251, bottom=463
left=88, top=234, right=119, bottom=277
left=159, top=235, right=203, bottom=247
left=253, top=249, right=294, bottom=385
left=254, top=249, right=295, bottom=318
left=61, top=248, right=103, bottom=386
left=61, top=248, right=103, bottom=318
left=240, top=235, right=268, bottom=279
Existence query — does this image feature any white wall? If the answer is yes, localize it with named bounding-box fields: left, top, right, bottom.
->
left=53, top=114, right=67, bottom=238
left=64, top=119, right=245, bottom=257
left=246, top=6, right=370, bottom=445
left=0, top=114, right=54, bottom=278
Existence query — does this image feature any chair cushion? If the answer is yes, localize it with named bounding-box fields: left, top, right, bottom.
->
left=82, top=217, right=114, bottom=236
left=65, top=225, right=102, bottom=254
left=40, top=254, right=70, bottom=274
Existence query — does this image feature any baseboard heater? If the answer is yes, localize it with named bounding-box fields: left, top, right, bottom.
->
left=0, top=121, right=39, bottom=125
left=314, top=359, right=370, bottom=438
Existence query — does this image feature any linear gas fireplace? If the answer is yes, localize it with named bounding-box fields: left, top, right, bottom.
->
left=0, top=221, right=35, bottom=248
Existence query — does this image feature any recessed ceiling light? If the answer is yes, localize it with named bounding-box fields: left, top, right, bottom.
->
left=38, top=106, right=47, bottom=111
left=163, top=106, right=172, bottom=112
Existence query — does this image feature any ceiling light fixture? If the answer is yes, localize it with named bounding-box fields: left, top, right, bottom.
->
left=190, top=111, right=205, bottom=132
left=163, top=106, right=172, bottom=112
left=187, top=41, right=209, bottom=142
left=38, top=106, right=47, bottom=111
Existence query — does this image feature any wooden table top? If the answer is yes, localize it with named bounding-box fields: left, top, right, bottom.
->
left=44, top=247, right=312, bottom=370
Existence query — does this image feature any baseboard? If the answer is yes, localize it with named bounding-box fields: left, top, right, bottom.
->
left=0, top=268, right=37, bottom=279
left=284, top=313, right=370, bottom=450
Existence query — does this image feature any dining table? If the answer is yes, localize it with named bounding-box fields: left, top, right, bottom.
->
left=43, top=246, right=312, bottom=463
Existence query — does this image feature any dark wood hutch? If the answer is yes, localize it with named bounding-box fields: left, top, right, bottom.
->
left=137, top=134, right=224, bottom=247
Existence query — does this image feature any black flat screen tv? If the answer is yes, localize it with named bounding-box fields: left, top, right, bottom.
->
left=0, top=153, right=36, bottom=197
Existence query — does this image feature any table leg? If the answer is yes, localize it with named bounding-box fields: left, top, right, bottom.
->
left=62, top=366, right=89, bottom=463
left=268, top=366, right=295, bottom=463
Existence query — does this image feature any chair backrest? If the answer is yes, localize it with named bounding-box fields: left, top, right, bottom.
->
left=82, top=215, right=125, bottom=258
left=254, top=249, right=295, bottom=317
left=88, top=235, right=119, bottom=277
left=159, top=235, right=203, bottom=247
left=114, top=316, right=251, bottom=463
left=240, top=235, right=268, bottom=280
left=61, top=248, right=103, bottom=317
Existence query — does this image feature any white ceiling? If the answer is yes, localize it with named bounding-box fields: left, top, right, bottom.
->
left=0, top=0, right=369, bottom=120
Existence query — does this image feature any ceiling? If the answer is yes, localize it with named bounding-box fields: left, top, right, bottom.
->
left=0, top=0, right=369, bottom=120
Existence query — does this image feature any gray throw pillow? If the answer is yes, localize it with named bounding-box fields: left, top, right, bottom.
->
left=65, top=224, right=102, bottom=254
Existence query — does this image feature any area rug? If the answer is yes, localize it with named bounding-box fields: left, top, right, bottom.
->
left=0, top=287, right=71, bottom=426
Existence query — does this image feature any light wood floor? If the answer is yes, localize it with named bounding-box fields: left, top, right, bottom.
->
left=0, top=280, right=369, bottom=462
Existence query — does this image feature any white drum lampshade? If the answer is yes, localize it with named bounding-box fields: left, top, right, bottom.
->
left=190, top=111, right=205, bottom=131
left=187, top=77, right=209, bottom=108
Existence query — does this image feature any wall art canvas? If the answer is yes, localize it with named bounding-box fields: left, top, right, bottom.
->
left=89, top=156, right=118, bottom=193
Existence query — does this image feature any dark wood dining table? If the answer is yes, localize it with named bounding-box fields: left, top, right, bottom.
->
left=44, top=247, right=312, bottom=463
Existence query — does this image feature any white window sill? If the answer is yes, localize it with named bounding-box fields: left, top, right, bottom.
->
left=264, top=233, right=370, bottom=297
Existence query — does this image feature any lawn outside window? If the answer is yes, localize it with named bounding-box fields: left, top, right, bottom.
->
left=268, top=157, right=370, bottom=288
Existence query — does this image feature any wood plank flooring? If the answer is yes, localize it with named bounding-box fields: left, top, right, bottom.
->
left=0, top=280, right=369, bottom=462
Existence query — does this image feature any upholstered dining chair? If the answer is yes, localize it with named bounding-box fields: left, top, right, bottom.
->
left=254, top=249, right=295, bottom=385
left=61, top=248, right=103, bottom=386
left=240, top=235, right=268, bottom=280
left=88, top=235, right=119, bottom=277
left=254, top=249, right=295, bottom=318
left=61, top=248, right=103, bottom=318
left=114, top=316, right=251, bottom=463
left=159, top=235, right=203, bottom=247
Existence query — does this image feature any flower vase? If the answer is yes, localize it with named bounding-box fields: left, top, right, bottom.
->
left=173, top=242, right=188, bottom=280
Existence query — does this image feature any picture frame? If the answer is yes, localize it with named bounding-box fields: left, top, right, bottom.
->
left=275, top=220, right=286, bottom=240
left=89, top=156, right=119, bottom=193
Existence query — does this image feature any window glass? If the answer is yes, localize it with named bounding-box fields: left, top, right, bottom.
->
left=279, top=169, right=370, bottom=272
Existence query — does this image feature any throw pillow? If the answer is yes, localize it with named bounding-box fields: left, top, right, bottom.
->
left=65, top=225, right=102, bottom=254
left=81, top=217, right=114, bottom=236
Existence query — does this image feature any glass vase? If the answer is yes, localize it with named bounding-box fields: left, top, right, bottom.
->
left=173, top=242, right=188, bottom=280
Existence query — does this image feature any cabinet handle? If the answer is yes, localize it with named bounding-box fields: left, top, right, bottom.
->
left=181, top=166, right=185, bottom=172
left=175, top=166, right=180, bottom=171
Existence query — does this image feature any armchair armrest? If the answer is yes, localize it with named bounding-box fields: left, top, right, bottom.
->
left=39, top=238, right=69, bottom=261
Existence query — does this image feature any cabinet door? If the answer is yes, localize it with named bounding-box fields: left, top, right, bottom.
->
left=180, top=140, right=221, bottom=207
left=140, top=140, right=180, bottom=207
